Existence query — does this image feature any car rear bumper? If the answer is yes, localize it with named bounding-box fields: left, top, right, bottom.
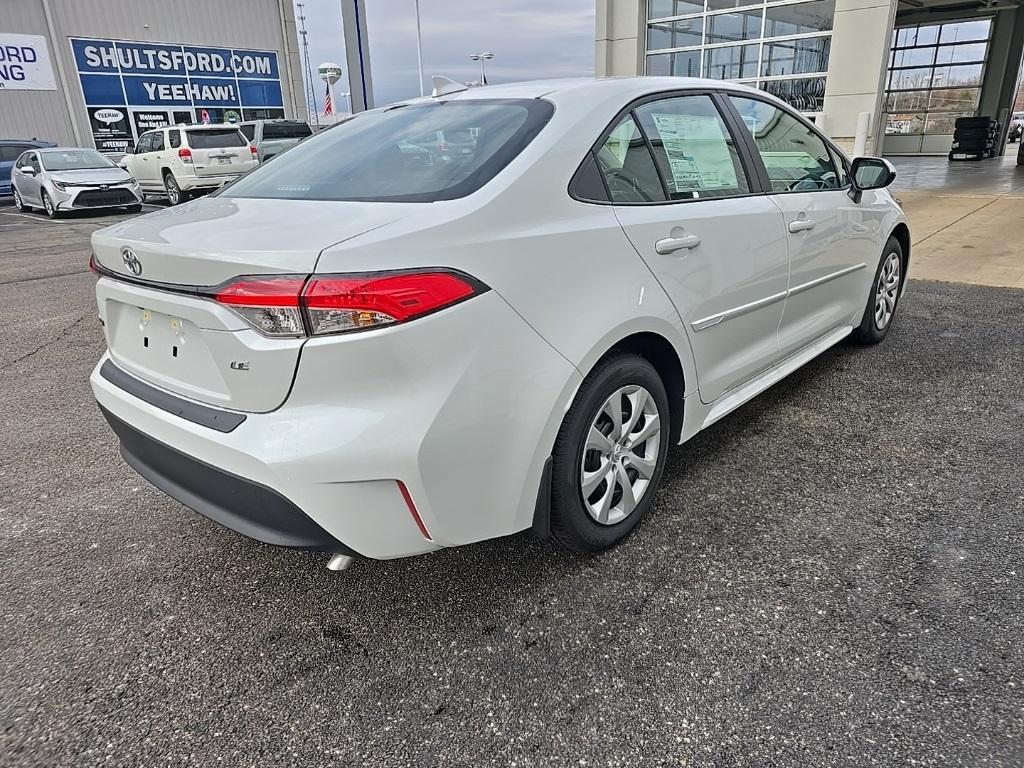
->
left=90, top=290, right=581, bottom=560
left=179, top=172, right=251, bottom=191
left=99, top=403, right=354, bottom=553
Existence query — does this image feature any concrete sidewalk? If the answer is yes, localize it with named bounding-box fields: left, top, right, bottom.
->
left=890, top=152, right=1024, bottom=289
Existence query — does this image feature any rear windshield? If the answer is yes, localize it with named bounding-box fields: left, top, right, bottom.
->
left=187, top=129, right=246, bottom=149
left=221, top=99, right=553, bottom=202
left=262, top=122, right=312, bottom=140
left=39, top=149, right=115, bottom=171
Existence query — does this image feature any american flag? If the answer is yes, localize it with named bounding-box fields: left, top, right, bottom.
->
left=324, top=84, right=333, bottom=116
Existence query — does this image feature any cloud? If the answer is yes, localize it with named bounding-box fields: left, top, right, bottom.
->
left=294, top=0, right=595, bottom=111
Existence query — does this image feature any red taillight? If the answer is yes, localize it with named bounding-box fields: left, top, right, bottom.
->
left=88, top=253, right=99, bottom=274
left=208, top=270, right=484, bottom=337
left=178, top=147, right=193, bottom=163
left=303, top=271, right=478, bottom=334
left=250, top=146, right=258, bottom=160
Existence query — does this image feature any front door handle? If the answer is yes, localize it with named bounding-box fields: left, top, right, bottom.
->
left=788, top=218, right=816, bottom=233
left=655, top=234, right=701, bottom=254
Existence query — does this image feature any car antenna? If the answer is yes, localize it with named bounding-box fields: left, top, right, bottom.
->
left=431, top=75, right=468, bottom=98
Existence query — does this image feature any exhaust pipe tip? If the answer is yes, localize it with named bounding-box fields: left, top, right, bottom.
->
left=326, top=553, right=354, bottom=571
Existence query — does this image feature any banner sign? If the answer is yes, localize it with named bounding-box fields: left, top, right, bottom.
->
left=70, top=37, right=284, bottom=151
left=0, top=33, right=57, bottom=90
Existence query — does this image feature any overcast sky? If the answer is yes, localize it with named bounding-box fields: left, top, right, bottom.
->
left=292, top=0, right=595, bottom=113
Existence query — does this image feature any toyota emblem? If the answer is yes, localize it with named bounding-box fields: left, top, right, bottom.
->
left=121, top=247, right=142, bottom=276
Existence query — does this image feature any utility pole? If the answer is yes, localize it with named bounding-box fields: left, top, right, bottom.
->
left=296, top=3, right=320, bottom=129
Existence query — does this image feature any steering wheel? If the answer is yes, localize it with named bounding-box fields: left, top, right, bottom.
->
left=603, top=169, right=654, bottom=203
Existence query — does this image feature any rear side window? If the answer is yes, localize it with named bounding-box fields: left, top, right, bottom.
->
left=240, top=124, right=256, bottom=141
left=593, top=115, right=666, bottom=203
left=262, top=122, right=312, bottom=140
left=634, top=95, right=750, bottom=200
left=222, top=99, right=553, bottom=203
left=187, top=129, right=247, bottom=149
left=168, top=129, right=181, bottom=149
left=728, top=96, right=839, bottom=192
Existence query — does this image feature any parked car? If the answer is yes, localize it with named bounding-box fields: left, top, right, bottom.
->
left=120, top=124, right=258, bottom=205
left=89, top=78, right=908, bottom=568
left=0, top=139, right=55, bottom=196
left=11, top=147, right=142, bottom=217
left=238, top=119, right=312, bottom=162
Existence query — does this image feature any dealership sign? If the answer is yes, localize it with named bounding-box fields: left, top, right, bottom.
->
left=70, top=37, right=284, bottom=151
left=0, top=33, right=57, bottom=90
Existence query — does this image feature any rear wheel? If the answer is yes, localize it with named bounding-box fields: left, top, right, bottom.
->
left=163, top=173, right=187, bottom=205
left=851, top=236, right=903, bottom=344
left=12, top=186, right=30, bottom=212
left=41, top=190, right=61, bottom=219
left=549, top=353, right=670, bottom=552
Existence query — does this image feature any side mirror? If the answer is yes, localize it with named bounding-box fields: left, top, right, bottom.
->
left=19, top=165, right=36, bottom=176
left=849, top=156, right=896, bottom=202
left=117, top=159, right=128, bottom=169
left=124, top=145, right=135, bottom=155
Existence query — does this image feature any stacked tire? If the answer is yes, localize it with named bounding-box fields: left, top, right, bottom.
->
left=949, top=116, right=1000, bottom=161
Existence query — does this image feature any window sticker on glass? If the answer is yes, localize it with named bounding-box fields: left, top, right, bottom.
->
left=649, top=113, right=740, bottom=196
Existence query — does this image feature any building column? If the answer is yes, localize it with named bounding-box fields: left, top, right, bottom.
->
left=822, top=0, right=897, bottom=154
left=596, top=0, right=646, bottom=76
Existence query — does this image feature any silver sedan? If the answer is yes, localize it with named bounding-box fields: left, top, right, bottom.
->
left=10, top=147, right=143, bottom=218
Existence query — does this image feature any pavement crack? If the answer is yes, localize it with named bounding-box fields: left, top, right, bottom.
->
left=1, top=313, right=90, bottom=372
left=912, top=195, right=1002, bottom=248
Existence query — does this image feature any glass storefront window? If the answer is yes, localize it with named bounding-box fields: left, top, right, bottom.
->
left=763, top=1, right=835, bottom=37
left=649, top=0, right=705, bottom=18
left=761, top=37, right=830, bottom=77
left=706, top=0, right=762, bottom=10
left=884, top=20, right=991, bottom=135
left=648, top=18, right=704, bottom=49
left=706, top=8, right=763, bottom=43
left=760, top=77, right=825, bottom=111
left=646, top=51, right=702, bottom=77
left=704, top=43, right=759, bottom=79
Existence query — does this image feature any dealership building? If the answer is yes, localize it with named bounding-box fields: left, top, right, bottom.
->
left=597, top=0, right=1024, bottom=155
left=1, top=0, right=307, bottom=154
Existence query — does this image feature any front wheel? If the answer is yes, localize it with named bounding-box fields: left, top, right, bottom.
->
left=850, top=236, right=904, bottom=344
left=549, top=352, right=670, bottom=552
left=41, top=190, right=61, bottom=219
left=12, top=186, right=30, bottom=212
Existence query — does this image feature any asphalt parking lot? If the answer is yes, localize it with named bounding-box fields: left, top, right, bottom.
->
left=1, top=201, right=1022, bottom=767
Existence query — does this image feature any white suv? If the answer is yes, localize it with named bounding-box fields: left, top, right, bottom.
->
left=122, top=124, right=258, bottom=205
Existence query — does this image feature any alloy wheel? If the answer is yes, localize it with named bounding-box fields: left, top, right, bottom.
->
left=165, top=177, right=180, bottom=205
left=13, top=188, right=23, bottom=211
left=874, top=251, right=901, bottom=330
left=580, top=385, right=661, bottom=526
left=43, top=193, right=53, bottom=216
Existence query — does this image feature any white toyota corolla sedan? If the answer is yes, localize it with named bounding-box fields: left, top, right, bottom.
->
left=89, top=77, right=908, bottom=567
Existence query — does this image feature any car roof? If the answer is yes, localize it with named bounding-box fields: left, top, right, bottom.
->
left=1, top=139, right=56, bottom=147
left=37, top=146, right=104, bottom=153
left=404, top=76, right=766, bottom=106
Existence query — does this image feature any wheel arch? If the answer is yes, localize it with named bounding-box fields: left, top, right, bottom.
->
left=604, top=332, right=686, bottom=444
left=890, top=221, right=911, bottom=276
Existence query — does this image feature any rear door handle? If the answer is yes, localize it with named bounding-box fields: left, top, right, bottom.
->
left=655, top=234, right=701, bottom=254
left=788, top=219, right=816, bottom=233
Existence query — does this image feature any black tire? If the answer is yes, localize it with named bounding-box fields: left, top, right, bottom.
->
left=163, top=172, right=187, bottom=205
left=12, top=186, right=30, bottom=212
left=41, top=190, right=61, bottom=219
left=125, top=204, right=143, bottom=213
left=549, top=352, right=671, bottom=553
left=850, top=236, right=904, bottom=345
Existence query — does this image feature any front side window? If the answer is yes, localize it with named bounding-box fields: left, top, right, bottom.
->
left=635, top=94, right=750, bottom=199
left=22, top=152, right=40, bottom=172
left=0, top=145, right=27, bottom=162
left=729, top=95, right=839, bottom=192
left=39, top=149, right=115, bottom=171
left=223, top=99, right=553, bottom=203
left=151, top=132, right=166, bottom=152
left=594, top=115, right=667, bottom=203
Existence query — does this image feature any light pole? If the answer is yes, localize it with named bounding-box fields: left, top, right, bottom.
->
left=339, top=91, right=351, bottom=114
left=414, top=0, right=425, bottom=97
left=469, top=52, right=494, bottom=86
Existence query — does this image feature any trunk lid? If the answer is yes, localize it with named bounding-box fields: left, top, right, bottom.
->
left=184, top=127, right=254, bottom=178
left=92, top=197, right=407, bottom=412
